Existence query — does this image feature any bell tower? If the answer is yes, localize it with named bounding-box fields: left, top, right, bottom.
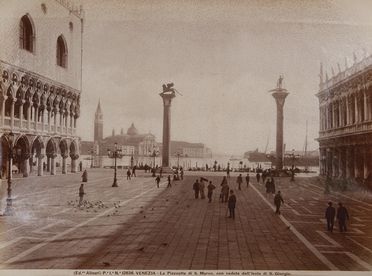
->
left=94, top=99, right=103, bottom=143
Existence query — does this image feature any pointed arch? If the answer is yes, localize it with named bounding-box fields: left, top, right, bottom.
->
left=46, top=138, right=57, bottom=157
left=20, top=14, right=35, bottom=52
left=4, top=86, right=14, bottom=117
left=56, top=35, right=68, bottom=68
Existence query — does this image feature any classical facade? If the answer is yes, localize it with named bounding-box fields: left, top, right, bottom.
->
left=0, top=1, right=83, bottom=177
left=169, top=141, right=212, bottom=158
left=317, top=55, right=372, bottom=186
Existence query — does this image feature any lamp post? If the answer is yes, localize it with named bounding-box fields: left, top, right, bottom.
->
left=286, top=149, right=300, bottom=181
left=149, top=148, right=159, bottom=177
left=175, top=149, right=183, bottom=169
left=130, top=148, right=134, bottom=169
left=107, top=143, right=122, bottom=187
left=4, top=132, right=15, bottom=216
left=90, top=148, right=94, bottom=168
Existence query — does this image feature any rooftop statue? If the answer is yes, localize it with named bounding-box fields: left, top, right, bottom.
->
left=161, top=83, right=175, bottom=94
left=277, top=75, right=284, bottom=89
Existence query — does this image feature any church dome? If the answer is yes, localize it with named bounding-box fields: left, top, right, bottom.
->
left=127, top=123, right=138, bottom=136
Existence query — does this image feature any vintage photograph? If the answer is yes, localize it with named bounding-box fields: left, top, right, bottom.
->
left=0, top=0, right=372, bottom=274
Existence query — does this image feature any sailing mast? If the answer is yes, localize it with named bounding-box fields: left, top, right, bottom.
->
left=304, top=120, right=308, bottom=171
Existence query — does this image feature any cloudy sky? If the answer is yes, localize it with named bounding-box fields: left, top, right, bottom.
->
left=78, top=0, right=372, bottom=155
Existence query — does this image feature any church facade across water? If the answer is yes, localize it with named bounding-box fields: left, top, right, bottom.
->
left=80, top=101, right=212, bottom=169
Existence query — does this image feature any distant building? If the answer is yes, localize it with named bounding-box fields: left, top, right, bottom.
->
left=81, top=101, right=213, bottom=168
left=317, top=55, right=372, bottom=185
left=168, top=141, right=212, bottom=158
left=0, top=1, right=83, bottom=177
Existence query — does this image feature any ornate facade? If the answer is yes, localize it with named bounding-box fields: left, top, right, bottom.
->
left=0, top=1, right=83, bottom=177
left=317, top=55, right=372, bottom=186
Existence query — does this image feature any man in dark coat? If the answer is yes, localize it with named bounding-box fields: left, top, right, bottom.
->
left=127, top=169, right=131, bottom=180
left=155, top=175, right=161, bottom=188
left=256, top=172, right=261, bottom=183
left=167, top=175, right=172, bottom=188
left=207, top=181, right=216, bottom=203
left=82, top=169, right=88, bottom=182
left=325, top=201, right=336, bottom=232
left=180, top=167, right=184, bottom=180
left=236, top=174, right=243, bottom=190
left=78, top=184, right=85, bottom=206
left=193, top=179, right=200, bottom=199
left=337, top=202, right=349, bottom=232
left=228, top=190, right=237, bottom=219
left=274, top=191, right=284, bottom=215
left=245, top=173, right=250, bottom=188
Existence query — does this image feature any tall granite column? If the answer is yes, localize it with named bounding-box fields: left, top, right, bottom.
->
left=269, top=76, right=289, bottom=170
left=160, top=86, right=176, bottom=170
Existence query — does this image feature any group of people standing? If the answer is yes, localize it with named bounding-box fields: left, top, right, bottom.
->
left=192, top=176, right=238, bottom=219
left=193, top=178, right=216, bottom=203
left=126, top=166, right=137, bottom=180
left=325, top=201, right=350, bottom=232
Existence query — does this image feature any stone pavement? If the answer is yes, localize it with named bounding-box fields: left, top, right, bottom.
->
left=0, top=170, right=372, bottom=271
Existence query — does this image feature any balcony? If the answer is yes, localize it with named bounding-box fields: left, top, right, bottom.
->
left=319, top=120, right=372, bottom=139
left=1, top=116, right=78, bottom=138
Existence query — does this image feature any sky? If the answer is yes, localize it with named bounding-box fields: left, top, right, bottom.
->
left=78, top=0, right=372, bottom=155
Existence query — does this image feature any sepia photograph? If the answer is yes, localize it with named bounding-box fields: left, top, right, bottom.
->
left=0, top=0, right=372, bottom=275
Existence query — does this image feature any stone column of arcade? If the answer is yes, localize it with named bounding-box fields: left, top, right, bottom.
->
left=62, top=154, right=68, bottom=174
left=268, top=76, right=289, bottom=171
left=50, top=154, right=56, bottom=175
left=23, top=154, right=30, bottom=177
left=159, top=83, right=177, bottom=173
left=38, top=148, right=45, bottom=176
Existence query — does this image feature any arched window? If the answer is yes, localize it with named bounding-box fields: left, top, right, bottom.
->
left=19, top=15, right=34, bottom=52
left=56, top=35, right=68, bottom=68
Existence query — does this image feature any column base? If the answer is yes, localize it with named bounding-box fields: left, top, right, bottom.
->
left=3, top=198, right=13, bottom=216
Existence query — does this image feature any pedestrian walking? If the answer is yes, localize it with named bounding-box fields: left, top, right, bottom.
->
left=155, top=175, right=161, bottom=188
left=262, top=170, right=267, bottom=184
left=245, top=173, right=250, bottom=188
left=265, top=178, right=271, bottom=198
left=132, top=166, right=136, bottom=177
left=337, top=202, right=349, bottom=232
left=79, top=161, right=83, bottom=172
left=193, top=179, right=200, bottom=199
left=269, top=177, right=275, bottom=194
left=256, top=172, right=261, bottom=183
left=78, top=183, right=85, bottom=206
left=221, top=182, right=230, bottom=203
left=227, top=163, right=231, bottom=179
left=82, top=169, right=88, bottom=182
left=207, top=181, right=216, bottom=203
left=180, top=167, right=184, bottom=180
left=236, top=174, right=243, bottom=190
left=228, top=190, right=236, bottom=219
left=167, top=175, right=172, bottom=188
left=127, top=169, right=131, bottom=180
left=199, top=178, right=206, bottom=199
left=274, top=191, right=284, bottom=215
left=325, top=201, right=336, bottom=232
left=220, top=176, right=227, bottom=202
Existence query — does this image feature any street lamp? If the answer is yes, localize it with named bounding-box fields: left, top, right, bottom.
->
left=90, top=148, right=94, bottom=168
left=149, top=148, right=159, bottom=177
left=4, top=132, right=14, bottom=216
left=107, top=143, right=122, bottom=187
left=175, top=149, right=183, bottom=169
left=286, top=149, right=300, bottom=181
left=130, top=148, right=134, bottom=169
